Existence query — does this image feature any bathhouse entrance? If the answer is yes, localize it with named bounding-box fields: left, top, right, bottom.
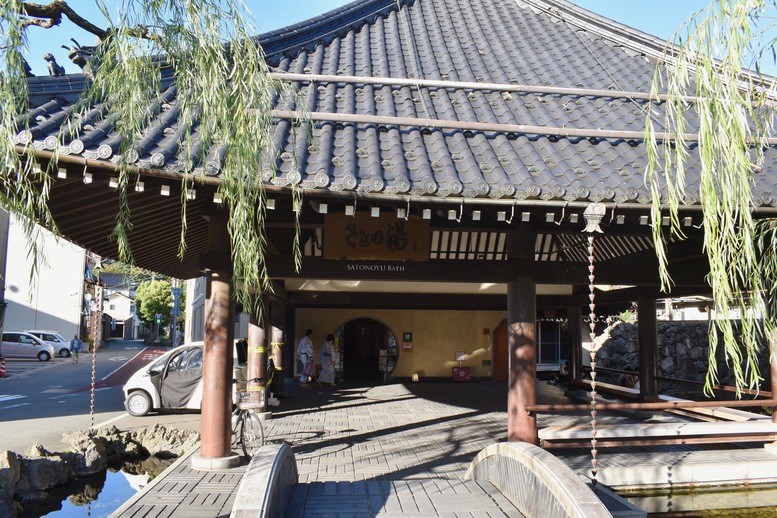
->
left=337, top=318, right=399, bottom=383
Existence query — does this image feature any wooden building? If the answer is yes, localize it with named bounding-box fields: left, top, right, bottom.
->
left=15, top=0, right=777, bottom=465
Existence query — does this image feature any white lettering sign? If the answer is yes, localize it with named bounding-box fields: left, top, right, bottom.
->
left=346, top=263, right=406, bottom=272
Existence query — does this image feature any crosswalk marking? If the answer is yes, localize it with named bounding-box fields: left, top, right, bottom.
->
left=0, top=403, right=30, bottom=410
left=0, top=394, right=25, bottom=402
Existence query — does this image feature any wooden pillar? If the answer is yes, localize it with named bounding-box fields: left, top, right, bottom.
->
left=638, top=297, right=658, bottom=399
left=507, top=228, right=537, bottom=443
left=271, top=324, right=285, bottom=396
left=193, top=215, right=238, bottom=469
left=270, top=298, right=287, bottom=396
left=567, top=305, right=582, bottom=383
left=247, top=300, right=266, bottom=413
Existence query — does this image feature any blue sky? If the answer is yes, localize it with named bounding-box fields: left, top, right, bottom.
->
left=23, top=1, right=711, bottom=76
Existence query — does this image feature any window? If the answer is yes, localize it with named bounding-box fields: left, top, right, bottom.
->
left=186, top=349, right=203, bottom=370
left=537, top=320, right=560, bottom=365
left=110, top=304, right=116, bottom=310
left=2, top=333, right=18, bottom=343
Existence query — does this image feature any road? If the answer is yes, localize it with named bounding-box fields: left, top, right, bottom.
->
left=0, top=338, right=200, bottom=455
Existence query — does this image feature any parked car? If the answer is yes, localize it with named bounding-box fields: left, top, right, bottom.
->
left=25, top=330, right=71, bottom=358
left=0, top=332, right=56, bottom=361
left=123, top=340, right=249, bottom=417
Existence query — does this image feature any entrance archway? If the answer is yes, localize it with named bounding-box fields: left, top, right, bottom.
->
left=335, top=318, right=398, bottom=384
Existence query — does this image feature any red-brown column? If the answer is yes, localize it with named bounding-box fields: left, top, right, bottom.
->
left=200, top=217, right=235, bottom=460
left=270, top=298, right=287, bottom=397
left=507, top=280, right=537, bottom=442
left=507, top=228, right=537, bottom=443
left=247, top=303, right=266, bottom=412
left=271, top=324, right=284, bottom=396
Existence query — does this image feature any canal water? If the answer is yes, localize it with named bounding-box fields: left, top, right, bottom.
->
left=18, top=457, right=173, bottom=518
left=620, top=483, right=777, bottom=516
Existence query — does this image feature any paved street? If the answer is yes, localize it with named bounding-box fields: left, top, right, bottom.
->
left=0, top=338, right=168, bottom=454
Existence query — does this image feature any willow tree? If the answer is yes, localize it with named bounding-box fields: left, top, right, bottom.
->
left=0, top=0, right=304, bottom=315
left=647, top=0, right=777, bottom=395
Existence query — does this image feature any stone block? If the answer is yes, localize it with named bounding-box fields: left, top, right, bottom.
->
left=0, top=451, right=21, bottom=500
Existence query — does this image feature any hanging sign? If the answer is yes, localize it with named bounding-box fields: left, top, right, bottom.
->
left=324, top=213, right=430, bottom=261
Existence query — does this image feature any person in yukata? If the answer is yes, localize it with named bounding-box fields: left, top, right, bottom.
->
left=296, top=329, right=314, bottom=388
left=316, top=334, right=337, bottom=388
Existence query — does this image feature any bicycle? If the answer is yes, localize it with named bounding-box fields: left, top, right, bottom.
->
left=232, top=360, right=275, bottom=457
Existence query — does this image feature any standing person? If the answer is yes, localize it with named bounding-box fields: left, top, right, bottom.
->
left=70, top=335, right=83, bottom=364
left=296, top=329, right=314, bottom=388
left=316, top=334, right=337, bottom=388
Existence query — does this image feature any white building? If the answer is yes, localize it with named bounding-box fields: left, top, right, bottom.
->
left=184, top=276, right=247, bottom=343
left=104, top=291, right=141, bottom=339
left=3, top=214, right=85, bottom=338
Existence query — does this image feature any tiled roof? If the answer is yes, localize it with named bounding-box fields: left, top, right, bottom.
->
left=17, top=0, right=777, bottom=209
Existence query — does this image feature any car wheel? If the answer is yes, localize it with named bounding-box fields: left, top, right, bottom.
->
left=125, top=391, right=152, bottom=417
left=59, top=348, right=71, bottom=358
left=37, top=351, right=51, bottom=362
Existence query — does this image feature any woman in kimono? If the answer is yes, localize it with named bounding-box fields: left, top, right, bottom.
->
left=316, top=334, right=337, bottom=387
left=296, top=329, right=314, bottom=388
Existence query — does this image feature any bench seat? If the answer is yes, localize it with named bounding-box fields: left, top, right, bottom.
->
left=538, top=421, right=777, bottom=448
left=577, top=380, right=770, bottom=422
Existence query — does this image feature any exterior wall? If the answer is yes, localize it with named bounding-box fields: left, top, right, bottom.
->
left=105, top=293, right=133, bottom=321
left=4, top=215, right=84, bottom=338
left=294, top=307, right=503, bottom=380
left=185, top=277, right=206, bottom=343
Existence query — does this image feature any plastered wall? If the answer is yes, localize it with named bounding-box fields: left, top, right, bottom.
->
left=294, top=307, right=504, bottom=379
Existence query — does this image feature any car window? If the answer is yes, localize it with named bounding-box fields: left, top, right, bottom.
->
left=2, top=333, right=18, bottom=343
left=167, top=349, right=190, bottom=373
left=41, top=333, right=58, bottom=341
left=148, top=355, right=169, bottom=375
left=19, top=335, right=38, bottom=345
left=186, top=348, right=203, bottom=370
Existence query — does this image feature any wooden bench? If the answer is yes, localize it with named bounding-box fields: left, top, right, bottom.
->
left=538, top=420, right=777, bottom=449
left=577, top=379, right=771, bottom=422
left=659, top=395, right=772, bottom=422
left=585, top=380, right=639, bottom=397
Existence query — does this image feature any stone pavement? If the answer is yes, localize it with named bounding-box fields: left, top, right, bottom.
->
left=112, top=380, right=777, bottom=517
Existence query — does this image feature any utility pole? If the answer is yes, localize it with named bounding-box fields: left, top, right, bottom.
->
left=170, top=281, right=182, bottom=346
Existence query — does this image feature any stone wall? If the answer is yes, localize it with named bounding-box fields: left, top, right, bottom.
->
left=593, top=320, right=771, bottom=389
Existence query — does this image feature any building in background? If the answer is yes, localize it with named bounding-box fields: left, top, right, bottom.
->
left=185, top=276, right=247, bottom=343
left=4, top=214, right=86, bottom=340
left=99, top=272, right=141, bottom=339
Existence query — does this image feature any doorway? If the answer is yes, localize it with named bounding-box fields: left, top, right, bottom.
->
left=337, top=318, right=398, bottom=383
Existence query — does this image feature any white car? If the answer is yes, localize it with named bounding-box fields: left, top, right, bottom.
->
left=123, top=340, right=248, bottom=417
left=1, top=332, right=56, bottom=361
left=25, top=330, right=71, bottom=358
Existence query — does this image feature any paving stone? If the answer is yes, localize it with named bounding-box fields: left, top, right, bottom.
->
left=119, top=381, right=777, bottom=517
